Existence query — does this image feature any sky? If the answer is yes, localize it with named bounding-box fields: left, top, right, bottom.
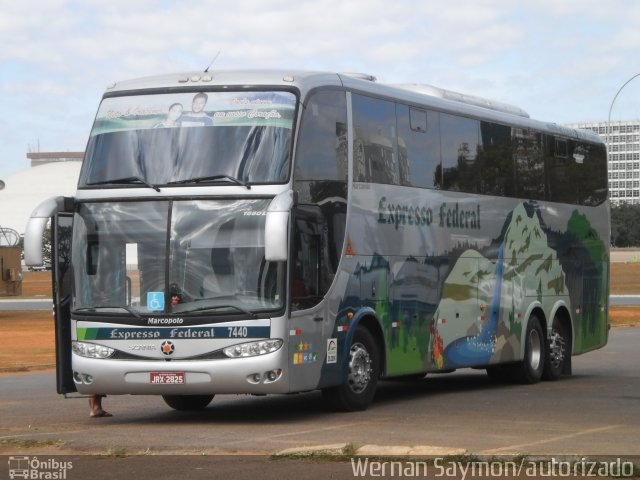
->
left=2, top=0, right=640, bottom=180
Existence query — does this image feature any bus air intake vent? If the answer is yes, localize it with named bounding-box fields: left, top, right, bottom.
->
left=341, top=72, right=377, bottom=82
left=393, top=83, right=530, bottom=118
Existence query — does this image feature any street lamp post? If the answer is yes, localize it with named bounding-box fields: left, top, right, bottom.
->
left=608, top=72, right=640, bottom=130
left=608, top=73, right=640, bottom=206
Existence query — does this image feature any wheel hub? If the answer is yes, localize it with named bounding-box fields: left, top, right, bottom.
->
left=528, top=328, right=542, bottom=370
left=548, top=329, right=566, bottom=369
left=347, top=343, right=372, bottom=394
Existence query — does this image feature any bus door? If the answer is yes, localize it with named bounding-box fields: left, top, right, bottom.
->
left=51, top=212, right=75, bottom=394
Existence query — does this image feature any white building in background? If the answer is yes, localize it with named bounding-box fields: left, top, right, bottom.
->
left=0, top=153, right=82, bottom=235
left=27, top=151, right=84, bottom=167
left=567, top=121, right=640, bottom=205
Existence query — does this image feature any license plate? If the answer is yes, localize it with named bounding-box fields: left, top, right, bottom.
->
left=150, top=372, right=185, bottom=384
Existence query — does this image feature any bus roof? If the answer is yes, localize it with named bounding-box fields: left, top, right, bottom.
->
left=103, top=69, right=603, bottom=145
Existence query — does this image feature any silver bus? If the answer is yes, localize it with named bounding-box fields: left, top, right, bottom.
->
left=25, top=70, right=609, bottom=411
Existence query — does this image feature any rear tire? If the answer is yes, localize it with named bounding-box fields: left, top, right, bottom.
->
left=322, top=326, right=380, bottom=411
left=162, top=394, right=214, bottom=411
left=542, top=317, right=571, bottom=381
left=510, top=314, right=545, bottom=384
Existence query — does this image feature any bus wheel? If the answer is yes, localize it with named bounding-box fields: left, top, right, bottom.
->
left=542, top=318, right=570, bottom=381
left=162, top=394, right=214, bottom=411
left=511, top=315, right=545, bottom=384
left=322, top=326, right=380, bottom=411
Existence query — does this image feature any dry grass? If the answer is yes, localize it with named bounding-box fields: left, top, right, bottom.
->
left=610, top=262, right=640, bottom=295
left=1, top=269, right=638, bottom=374
left=0, top=311, right=53, bottom=372
left=17, top=271, right=53, bottom=298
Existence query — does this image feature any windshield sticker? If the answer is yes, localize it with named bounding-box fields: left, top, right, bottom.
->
left=146, top=292, right=165, bottom=312
left=91, top=91, right=296, bottom=137
left=327, top=338, right=338, bottom=364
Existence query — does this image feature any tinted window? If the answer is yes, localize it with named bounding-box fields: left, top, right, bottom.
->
left=353, top=94, right=398, bottom=184
left=548, top=137, right=607, bottom=205
left=582, top=143, right=608, bottom=205
left=439, top=113, right=481, bottom=192
left=347, top=93, right=606, bottom=206
left=397, top=105, right=441, bottom=188
left=479, top=121, right=516, bottom=196
left=513, top=128, right=545, bottom=200
left=547, top=136, right=576, bottom=204
left=295, top=90, right=348, bottom=184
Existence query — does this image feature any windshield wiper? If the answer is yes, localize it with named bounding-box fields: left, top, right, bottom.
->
left=74, top=306, right=142, bottom=319
left=181, top=304, right=257, bottom=318
left=86, top=176, right=161, bottom=192
left=166, top=175, right=250, bottom=189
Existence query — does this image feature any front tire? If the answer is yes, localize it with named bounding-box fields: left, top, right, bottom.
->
left=162, top=394, right=214, bottom=411
left=322, top=326, right=380, bottom=411
left=511, top=314, right=546, bottom=384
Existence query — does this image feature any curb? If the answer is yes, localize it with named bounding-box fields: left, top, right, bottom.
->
left=357, top=444, right=467, bottom=456
left=274, top=443, right=467, bottom=457
left=274, top=443, right=352, bottom=457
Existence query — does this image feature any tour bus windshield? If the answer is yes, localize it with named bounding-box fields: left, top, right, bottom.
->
left=71, top=199, right=284, bottom=317
left=78, top=91, right=297, bottom=187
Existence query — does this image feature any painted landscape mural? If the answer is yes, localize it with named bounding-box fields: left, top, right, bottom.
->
left=343, top=200, right=608, bottom=375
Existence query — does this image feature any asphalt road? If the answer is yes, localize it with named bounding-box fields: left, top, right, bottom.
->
left=1, top=328, right=639, bottom=480
left=0, top=299, right=52, bottom=311
left=610, top=295, right=640, bottom=306
left=1, top=328, right=638, bottom=459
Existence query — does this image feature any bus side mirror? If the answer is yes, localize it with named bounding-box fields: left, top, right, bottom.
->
left=24, top=196, right=74, bottom=266
left=265, top=190, right=294, bottom=262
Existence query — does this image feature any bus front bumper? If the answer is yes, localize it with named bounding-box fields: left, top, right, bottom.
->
left=71, top=351, right=291, bottom=395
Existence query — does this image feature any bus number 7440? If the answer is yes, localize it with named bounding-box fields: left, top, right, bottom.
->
left=228, top=326, right=248, bottom=338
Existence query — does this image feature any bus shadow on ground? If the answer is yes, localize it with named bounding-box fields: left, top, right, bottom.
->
left=122, top=370, right=519, bottom=425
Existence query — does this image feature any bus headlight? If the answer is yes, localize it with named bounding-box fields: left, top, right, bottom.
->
left=223, top=339, right=283, bottom=358
left=72, top=341, right=115, bottom=359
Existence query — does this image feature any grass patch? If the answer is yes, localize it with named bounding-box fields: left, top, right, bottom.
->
left=611, top=262, right=640, bottom=295
left=271, top=443, right=358, bottom=461
left=104, top=447, right=128, bottom=457
left=0, top=437, right=65, bottom=449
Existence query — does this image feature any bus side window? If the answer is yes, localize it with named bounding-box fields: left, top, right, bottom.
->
left=396, top=105, right=441, bottom=188
left=548, top=135, right=576, bottom=204
left=440, top=113, right=481, bottom=192
left=352, top=94, right=398, bottom=184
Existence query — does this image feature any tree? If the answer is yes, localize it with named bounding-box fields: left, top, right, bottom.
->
left=611, top=203, right=640, bottom=247
left=42, top=227, right=52, bottom=266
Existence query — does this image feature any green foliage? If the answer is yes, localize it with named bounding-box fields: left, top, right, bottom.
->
left=611, top=203, right=640, bottom=247
left=42, top=227, right=52, bottom=265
